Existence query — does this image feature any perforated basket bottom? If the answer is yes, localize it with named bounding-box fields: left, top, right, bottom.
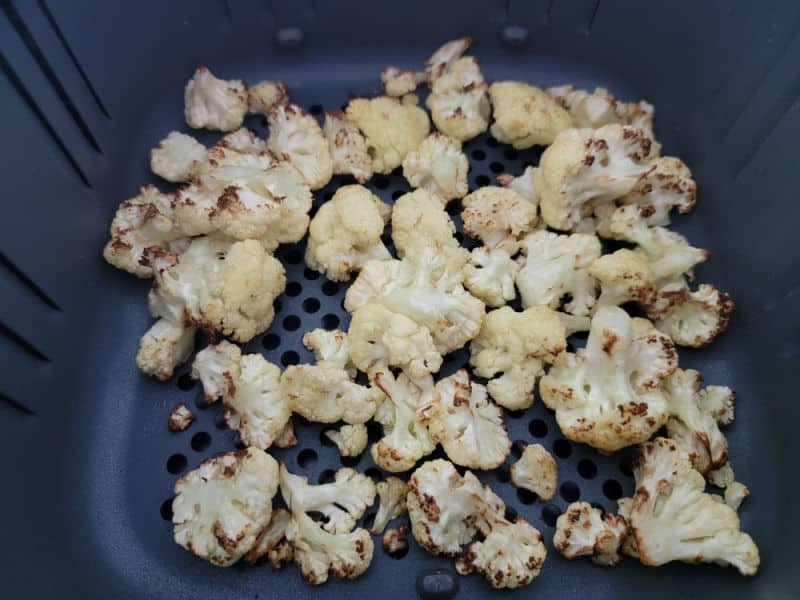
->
left=156, top=127, right=639, bottom=575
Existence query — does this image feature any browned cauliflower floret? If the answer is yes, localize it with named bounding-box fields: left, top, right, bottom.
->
left=150, top=131, right=208, bottom=182
left=247, top=80, right=289, bottom=115
left=554, top=502, right=629, bottom=566
left=402, top=132, right=469, bottom=204
left=184, top=67, right=247, bottom=132
left=267, top=103, right=332, bottom=190
left=510, top=443, right=558, bottom=501
left=589, top=249, right=656, bottom=309
left=381, top=66, right=424, bottom=97
left=322, top=110, right=373, bottom=183
left=462, top=186, right=537, bottom=250
left=488, top=81, right=572, bottom=148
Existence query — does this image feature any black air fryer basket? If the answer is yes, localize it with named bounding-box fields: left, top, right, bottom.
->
left=2, top=1, right=798, bottom=598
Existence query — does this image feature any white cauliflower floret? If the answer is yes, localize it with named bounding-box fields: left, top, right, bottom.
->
left=280, top=464, right=375, bottom=584
left=424, top=37, right=472, bottom=81
left=244, top=507, right=293, bottom=566
left=553, top=502, right=629, bottom=566
left=547, top=85, right=655, bottom=138
left=191, top=339, right=241, bottom=402
left=346, top=96, right=430, bottom=174
left=391, top=189, right=469, bottom=271
left=652, top=281, right=734, bottom=348
left=629, top=438, right=760, bottom=575
left=510, top=443, right=558, bottom=501
left=419, top=369, right=511, bottom=470
left=150, top=131, right=208, bottom=182
left=470, top=306, right=567, bottom=410
left=516, top=230, right=601, bottom=315
left=103, top=185, right=185, bottom=278
left=462, top=186, right=537, bottom=250
left=496, top=165, right=538, bottom=208
left=402, top=133, right=468, bottom=203
left=136, top=317, right=197, bottom=381
left=665, top=368, right=732, bottom=473
left=537, top=125, right=657, bottom=231
left=323, top=111, right=373, bottom=183
left=184, top=67, right=247, bottom=132
left=407, top=459, right=504, bottom=556
left=305, top=185, right=390, bottom=281
left=370, top=370, right=436, bottom=472
left=381, top=66, right=423, bottom=97
left=302, top=328, right=355, bottom=376
left=247, top=80, right=288, bottom=115
left=219, top=128, right=268, bottom=154
left=348, top=302, right=443, bottom=379
left=621, top=156, right=696, bottom=226
left=456, top=517, right=547, bottom=588
left=427, top=56, right=490, bottom=141
left=463, top=247, right=519, bottom=308
left=267, top=103, right=332, bottom=190
left=540, top=306, right=677, bottom=452
left=145, top=237, right=286, bottom=343
left=589, top=249, right=656, bottom=309
left=370, top=477, right=409, bottom=534
left=489, top=81, right=572, bottom=148
left=325, top=424, right=368, bottom=457
left=172, top=448, right=279, bottom=566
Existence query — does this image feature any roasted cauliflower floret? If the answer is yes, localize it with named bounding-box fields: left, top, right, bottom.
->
left=419, top=369, right=511, bottom=470
left=463, top=246, right=519, bottom=308
left=172, top=448, right=279, bottom=566
left=427, top=56, right=490, bottom=141
left=537, top=125, right=656, bottom=231
left=302, top=328, right=355, bottom=376
left=346, top=96, right=430, bottom=174
left=103, top=185, right=185, bottom=278
left=219, top=127, right=268, bottom=154
left=150, top=131, right=208, bottom=182
left=324, top=424, right=369, bottom=457
left=370, top=370, right=436, bottom=472
left=540, top=306, right=677, bottom=452
left=184, top=66, right=247, bottom=132
left=628, top=438, right=760, bottom=575
left=516, top=230, right=601, bottom=315
left=621, top=156, right=696, bottom=226
left=553, top=502, right=629, bottom=566
left=322, top=111, right=373, bottom=183
left=489, top=81, right=571, bottom=148
left=381, top=66, right=423, bottom=97
left=462, top=186, right=537, bottom=250
left=243, top=507, right=293, bottom=567
left=370, top=477, right=409, bottom=534
left=402, top=132, right=468, bottom=203
left=470, top=306, right=567, bottom=410
left=546, top=85, right=655, bottom=137
left=424, top=37, right=472, bottom=81
left=247, top=80, right=288, bottom=115
left=589, top=249, right=656, bottom=309
left=190, top=338, right=241, bottom=402
left=136, top=318, right=197, bottom=381
left=652, top=281, right=734, bottom=347
left=267, top=102, right=332, bottom=190
left=510, top=443, right=558, bottom=501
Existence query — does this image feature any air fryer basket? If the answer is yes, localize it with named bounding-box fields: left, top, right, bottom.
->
left=2, top=0, right=798, bottom=598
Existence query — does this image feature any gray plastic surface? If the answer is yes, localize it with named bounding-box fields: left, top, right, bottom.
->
left=1, top=1, right=798, bottom=598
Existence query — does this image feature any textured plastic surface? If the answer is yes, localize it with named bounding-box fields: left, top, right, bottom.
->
left=1, top=1, right=799, bottom=598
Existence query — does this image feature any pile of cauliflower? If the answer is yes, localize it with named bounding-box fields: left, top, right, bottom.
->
left=103, top=37, right=758, bottom=588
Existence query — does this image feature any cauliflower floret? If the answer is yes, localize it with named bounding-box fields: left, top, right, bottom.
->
left=407, top=459, right=505, bottom=556
left=540, top=306, right=677, bottom=452
left=620, top=156, right=696, bottom=226
left=325, top=424, right=368, bottom=457
left=402, top=133, right=468, bottom=203
left=628, top=438, right=760, bottom=575
left=381, top=66, right=423, bottom=97
left=553, top=502, right=629, bottom=566
left=103, top=185, right=186, bottom=278
left=496, top=165, right=539, bottom=208
left=546, top=85, right=655, bottom=139
left=322, top=111, right=373, bottom=183
left=652, top=282, right=734, bottom=348
left=462, top=186, right=537, bottom=250
left=267, top=102, right=332, bottom=190
left=172, top=448, right=279, bottom=566
left=191, top=339, right=241, bottom=402
left=219, top=128, right=268, bottom=154
left=510, top=443, right=558, bottom=501
left=370, top=370, right=436, bottom=471
left=280, top=464, right=375, bottom=584
left=589, top=249, right=656, bottom=309
left=146, top=237, right=286, bottom=343
left=391, top=189, right=469, bottom=271
left=470, top=306, right=567, bottom=410
left=305, top=185, right=390, bottom=281
left=516, top=230, right=601, bottom=315
left=184, top=67, right=247, bottom=132
left=537, top=125, right=657, bottom=231
left=370, top=477, right=408, bottom=534
left=427, top=56, right=490, bottom=141
left=665, top=369, right=732, bottom=473
left=247, top=80, right=288, bottom=115
left=346, top=96, right=430, bottom=174
left=281, top=364, right=379, bottom=424
left=419, top=369, right=511, bottom=470
left=136, top=318, right=197, bottom=380
left=489, top=82, right=572, bottom=148
left=348, top=302, right=443, bottom=378
left=456, top=517, right=547, bottom=588
left=244, top=507, right=293, bottom=567
left=463, top=247, right=519, bottom=308
left=382, top=525, right=409, bottom=555
left=424, top=37, right=472, bottom=81
left=302, top=328, right=355, bottom=376
left=150, top=131, right=208, bottom=182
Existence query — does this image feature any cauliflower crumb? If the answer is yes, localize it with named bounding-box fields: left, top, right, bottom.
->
left=150, top=131, right=208, bottom=182
left=382, top=525, right=409, bottom=555
left=219, top=128, right=268, bottom=154
left=247, top=80, right=289, bottom=115
left=371, top=477, right=409, bottom=534
left=402, top=132, right=469, bottom=204
left=489, top=81, right=572, bottom=148
left=462, top=186, right=537, bottom=250
left=324, top=424, right=368, bottom=457
left=553, top=502, right=629, bottom=566
left=510, top=443, right=558, bottom=501
left=168, top=402, right=195, bottom=432
left=267, top=103, right=333, bottom=190
left=381, top=66, right=423, bottom=97
left=323, top=111, right=373, bottom=183
left=184, top=67, right=247, bottom=132
left=463, top=246, right=519, bottom=308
